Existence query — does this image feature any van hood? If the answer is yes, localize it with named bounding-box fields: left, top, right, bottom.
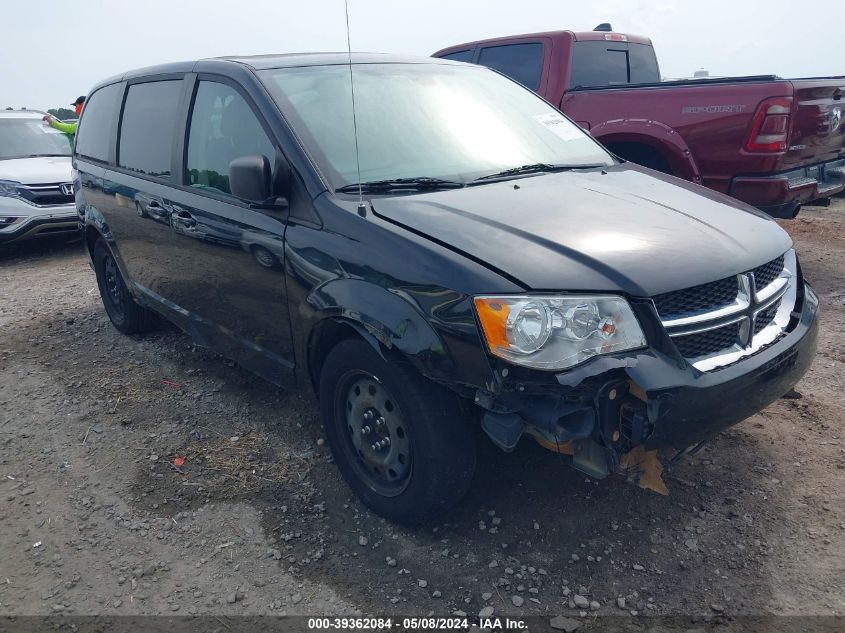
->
left=0, top=156, right=73, bottom=185
left=372, top=164, right=792, bottom=297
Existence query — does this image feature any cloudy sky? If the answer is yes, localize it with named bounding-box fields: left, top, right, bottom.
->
left=3, top=0, right=843, bottom=111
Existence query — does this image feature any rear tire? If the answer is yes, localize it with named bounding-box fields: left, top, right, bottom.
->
left=319, top=338, right=476, bottom=524
left=93, top=238, right=156, bottom=334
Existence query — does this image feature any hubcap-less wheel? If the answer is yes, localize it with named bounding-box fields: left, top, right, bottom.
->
left=103, top=253, right=125, bottom=318
left=338, top=373, right=412, bottom=497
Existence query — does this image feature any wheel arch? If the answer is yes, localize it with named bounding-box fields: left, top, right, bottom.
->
left=300, top=279, right=486, bottom=399
left=592, top=119, right=702, bottom=184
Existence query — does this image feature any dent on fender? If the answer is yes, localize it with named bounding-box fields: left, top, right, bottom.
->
left=309, top=278, right=453, bottom=370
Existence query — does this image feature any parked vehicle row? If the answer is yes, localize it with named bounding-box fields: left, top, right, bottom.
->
left=74, top=54, right=818, bottom=523
left=434, top=25, right=845, bottom=217
left=0, top=110, right=78, bottom=244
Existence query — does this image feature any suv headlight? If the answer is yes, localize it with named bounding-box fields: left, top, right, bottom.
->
left=0, top=181, right=21, bottom=198
left=474, top=295, right=646, bottom=370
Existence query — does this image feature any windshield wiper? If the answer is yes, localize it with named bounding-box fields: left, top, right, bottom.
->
left=473, top=163, right=607, bottom=182
left=336, top=177, right=465, bottom=194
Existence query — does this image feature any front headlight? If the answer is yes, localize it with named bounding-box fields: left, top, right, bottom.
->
left=0, top=181, right=21, bottom=198
left=474, top=295, right=646, bottom=370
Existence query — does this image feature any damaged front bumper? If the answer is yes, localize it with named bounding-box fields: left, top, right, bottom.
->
left=476, top=282, right=819, bottom=486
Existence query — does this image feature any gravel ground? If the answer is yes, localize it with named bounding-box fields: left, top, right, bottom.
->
left=0, top=202, right=843, bottom=624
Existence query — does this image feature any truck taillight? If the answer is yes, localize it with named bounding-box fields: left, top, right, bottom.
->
left=745, top=97, right=792, bottom=152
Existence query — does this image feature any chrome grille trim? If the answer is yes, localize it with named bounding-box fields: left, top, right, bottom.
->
left=13, top=182, right=75, bottom=207
left=666, top=279, right=789, bottom=338
left=657, top=250, right=798, bottom=372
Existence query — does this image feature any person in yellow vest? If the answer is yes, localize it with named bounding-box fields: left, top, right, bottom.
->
left=42, top=96, right=86, bottom=137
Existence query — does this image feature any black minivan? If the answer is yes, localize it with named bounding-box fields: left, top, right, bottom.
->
left=74, top=53, right=818, bottom=523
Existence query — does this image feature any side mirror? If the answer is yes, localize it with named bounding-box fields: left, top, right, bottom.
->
left=229, top=155, right=272, bottom=203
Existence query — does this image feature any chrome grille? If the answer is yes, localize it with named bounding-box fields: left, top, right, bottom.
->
left=655, top=250, right=798, bottom=372
left=16, top=183, right=75, bottom=207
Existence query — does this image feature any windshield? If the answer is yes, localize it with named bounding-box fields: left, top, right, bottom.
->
left=0, top=118, right=73, bottom=160
left=258, top=63, right=613, bottom=190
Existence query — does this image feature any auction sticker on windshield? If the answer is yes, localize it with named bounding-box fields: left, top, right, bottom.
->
left=532, top=112, right=584, bottom=141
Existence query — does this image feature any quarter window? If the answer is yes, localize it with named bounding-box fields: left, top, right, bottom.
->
left=185, top=81, right=275, bottom=197
left=118, top=80, right=184, bottom=178
left=75, top=83, right=121, bottom=162
left=477, top=43, right=544, bottom=91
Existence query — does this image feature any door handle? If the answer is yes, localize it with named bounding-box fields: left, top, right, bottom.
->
left=148, top=200, right=162, bottom=209
left=170, top=208, right=197, bottom=229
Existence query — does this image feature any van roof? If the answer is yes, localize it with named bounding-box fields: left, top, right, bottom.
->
left=220, top=52, right=451, bottom=69
left=90, top=53, right=462, bottom=89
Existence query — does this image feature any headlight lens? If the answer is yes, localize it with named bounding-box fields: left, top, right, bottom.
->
left=0, top=181, right=21, bottom=197
left=474, top=295, right=646, bottom=370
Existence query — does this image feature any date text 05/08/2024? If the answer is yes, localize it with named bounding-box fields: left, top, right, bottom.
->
left=307, top=617, right=528, bottom=630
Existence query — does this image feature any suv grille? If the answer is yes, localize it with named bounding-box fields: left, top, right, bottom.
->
left=654, top=251, right=797, bottom=372
left=16, top=183, right=74, bottom=207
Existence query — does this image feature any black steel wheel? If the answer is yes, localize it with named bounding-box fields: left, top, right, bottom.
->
left=93, top=238, right=156, bottom=334
left=337, top=372, right=413, bottom=497
left=320, top=337, right=476, bottom=524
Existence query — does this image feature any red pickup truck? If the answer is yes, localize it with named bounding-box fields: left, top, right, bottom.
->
left=433, top=26, right=845, bottom=217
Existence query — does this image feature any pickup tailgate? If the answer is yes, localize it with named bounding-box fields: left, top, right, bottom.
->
left=781, top=78, right=845, bottom=169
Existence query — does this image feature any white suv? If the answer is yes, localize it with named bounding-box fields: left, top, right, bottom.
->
left=0, top=110, right=78, bottom=244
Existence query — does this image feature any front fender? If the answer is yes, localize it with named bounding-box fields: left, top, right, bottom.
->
left=300, top=278, right=495, bottom=395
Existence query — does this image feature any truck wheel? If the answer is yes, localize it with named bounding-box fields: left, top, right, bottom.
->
left=319, top=338, right=476, bottom=524
left=93, top=239, right=156, bottom=334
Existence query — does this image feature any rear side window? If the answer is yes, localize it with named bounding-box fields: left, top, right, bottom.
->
left=75, top=83, right=121, bottom=162
left=118, top=80, right=184, bottom=178
left=439, top=50, right=473, bottom=62
left=570, top=41, right=660, bottom=88
left=185, top=81, right=275, bottom=198
left=477, top=43, right=544, bottom=91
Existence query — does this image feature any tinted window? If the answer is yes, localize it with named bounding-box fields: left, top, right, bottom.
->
left=118, top=80, right=184, bottom=178
left=477, top=43, right=544, bottom=91
left=628, top=43, right=660, bottom=83
left=186, top=81, right=275, bottom=197
left=570, top=41, right=660, bottom=88
left=75, top=83, right=121, bottom=161
left=440, top=50, right=473, bottom=62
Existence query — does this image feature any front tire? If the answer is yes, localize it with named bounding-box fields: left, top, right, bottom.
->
left=93, top=239, right=156, bottom=334
left=320, top=338, right=476, bottom=524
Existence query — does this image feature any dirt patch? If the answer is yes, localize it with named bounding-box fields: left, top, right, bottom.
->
left=0, top=203, right=843, bottom=622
